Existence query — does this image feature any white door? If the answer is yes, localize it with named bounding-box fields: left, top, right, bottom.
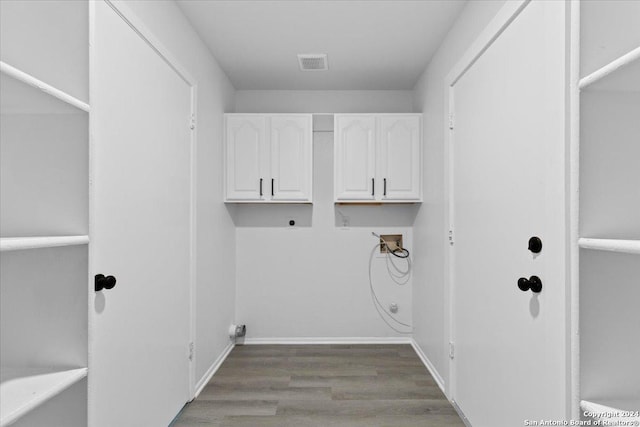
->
left=225, top=115, right=266, bottom=201
left=334, top=115, right=376, bottom=200
left=378, top=115, right=421, bottom=200
left=450, top=1, right=567, bottom=425
left=270, top=115, right=312, bottom=201
left=91, top=2, right=192, bottom=425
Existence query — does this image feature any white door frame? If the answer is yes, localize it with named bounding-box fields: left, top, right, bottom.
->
left=90, top=0, right=199, bottom=399
left=442, top=0, right=575, bottom=419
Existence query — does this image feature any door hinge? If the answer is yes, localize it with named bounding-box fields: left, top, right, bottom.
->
left=448, top=113, right=455, bottom=130
left=449, top=342, right=455, bottom=359
left=189, top=114, right=196, bottom=130
left=188, top=342, right=194, bottom=361
left=448, top=229, right=454, bottom=245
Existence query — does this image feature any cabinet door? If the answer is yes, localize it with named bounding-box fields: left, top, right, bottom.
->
left=225, top=115, right=267, bottom=200
left=334, top=115, right=376, bottom=200
left=378, top=115, right=421, bottom=200
left=269, top=115, right=312, bottom=201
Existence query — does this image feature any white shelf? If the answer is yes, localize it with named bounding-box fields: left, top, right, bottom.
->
left=579, top=0, right=640, bottom=80
left=579, top=46, right=640, bottom=91
left=581, top=399, right=640, bottom=422
left=579, top=238, right=640, bottom=255
left=0, top=236, right=89, bottom=252
left=0, top=367, right=88, bottom=427
left=0, top=62, right=90, bottom=113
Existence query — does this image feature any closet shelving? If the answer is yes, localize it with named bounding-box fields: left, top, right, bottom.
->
left=0, top=62, right=90, bottom=113
left=0, top=236, right=90, bottom=253
left=578, top=0, right=640, bottom=420
left=578, top=238, right=640, bottom=255
left=0, top=368, right=88, bottom=427
left=0, top=1, right=89, bottom=425
left=581, top=399, right=640, bottom=424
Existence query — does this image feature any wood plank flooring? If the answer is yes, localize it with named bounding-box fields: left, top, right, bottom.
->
left=171, top=344, right=465, bottom=427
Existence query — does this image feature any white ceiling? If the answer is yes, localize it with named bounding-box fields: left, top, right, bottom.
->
left=176, top=0, right=466, bottom=90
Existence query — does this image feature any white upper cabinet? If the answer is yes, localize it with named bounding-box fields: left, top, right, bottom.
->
left=334, top=114, right=422, bottom=202
left=225, top=114, right=312, bottom=202
left=270, top=115, right=312, bottom=201
left=378, top=115, right=421, bottom=200
left=225, top=115, right=266, bottom=201
left=334, top=115, right=376, bottom=200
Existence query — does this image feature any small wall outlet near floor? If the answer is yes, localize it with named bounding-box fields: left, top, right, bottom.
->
left=380, top=234, right=403, bottom=253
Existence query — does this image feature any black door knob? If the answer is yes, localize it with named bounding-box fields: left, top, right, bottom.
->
left=517, top=276, right=542, bottom=293
left=528, top=276, right=542, bottom=293
left=528, top=236, right=543, bottom=253
left=518, top=277, right=530, bottom=292
left=95, top=274, right=117, bottom=292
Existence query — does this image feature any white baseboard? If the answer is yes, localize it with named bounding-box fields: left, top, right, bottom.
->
left=451, top=399, right=473, bottom=427
left=409, top=340, right=471, bottom=424
left=193, top=341, right=235, bottom=398
left=410, top=338, right=445, bottom=393
left=242, top=336, right=413, bottom=345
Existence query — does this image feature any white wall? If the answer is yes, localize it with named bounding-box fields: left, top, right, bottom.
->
left=123, top=1, right=236, bottom=385
left=411, top=0, right=506, bottom=388
left=234, top=91, right=417, bottom=340
left=236, top=90, right=413, bottom=113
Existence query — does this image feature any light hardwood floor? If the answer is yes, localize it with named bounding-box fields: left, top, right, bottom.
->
left=171, top=344, right=465, bottom=427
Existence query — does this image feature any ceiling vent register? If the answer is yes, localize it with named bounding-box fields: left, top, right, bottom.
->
left=298, top=54, right=328, bottom=71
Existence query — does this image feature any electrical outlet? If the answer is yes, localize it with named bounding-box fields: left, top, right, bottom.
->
left=380, top=234, right=402, bottom=253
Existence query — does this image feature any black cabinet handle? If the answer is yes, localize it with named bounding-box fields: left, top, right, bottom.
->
left=517, top=276, right=542, bottom=293
left=384, top=178, right=387, bottom=196
left=259, top=178, right=263, bottom=196
left=95, top=274, right=117, bottom=292
left=372, top=178, right=375, bottom=196
left=271, top=178, right=274, bottom=196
